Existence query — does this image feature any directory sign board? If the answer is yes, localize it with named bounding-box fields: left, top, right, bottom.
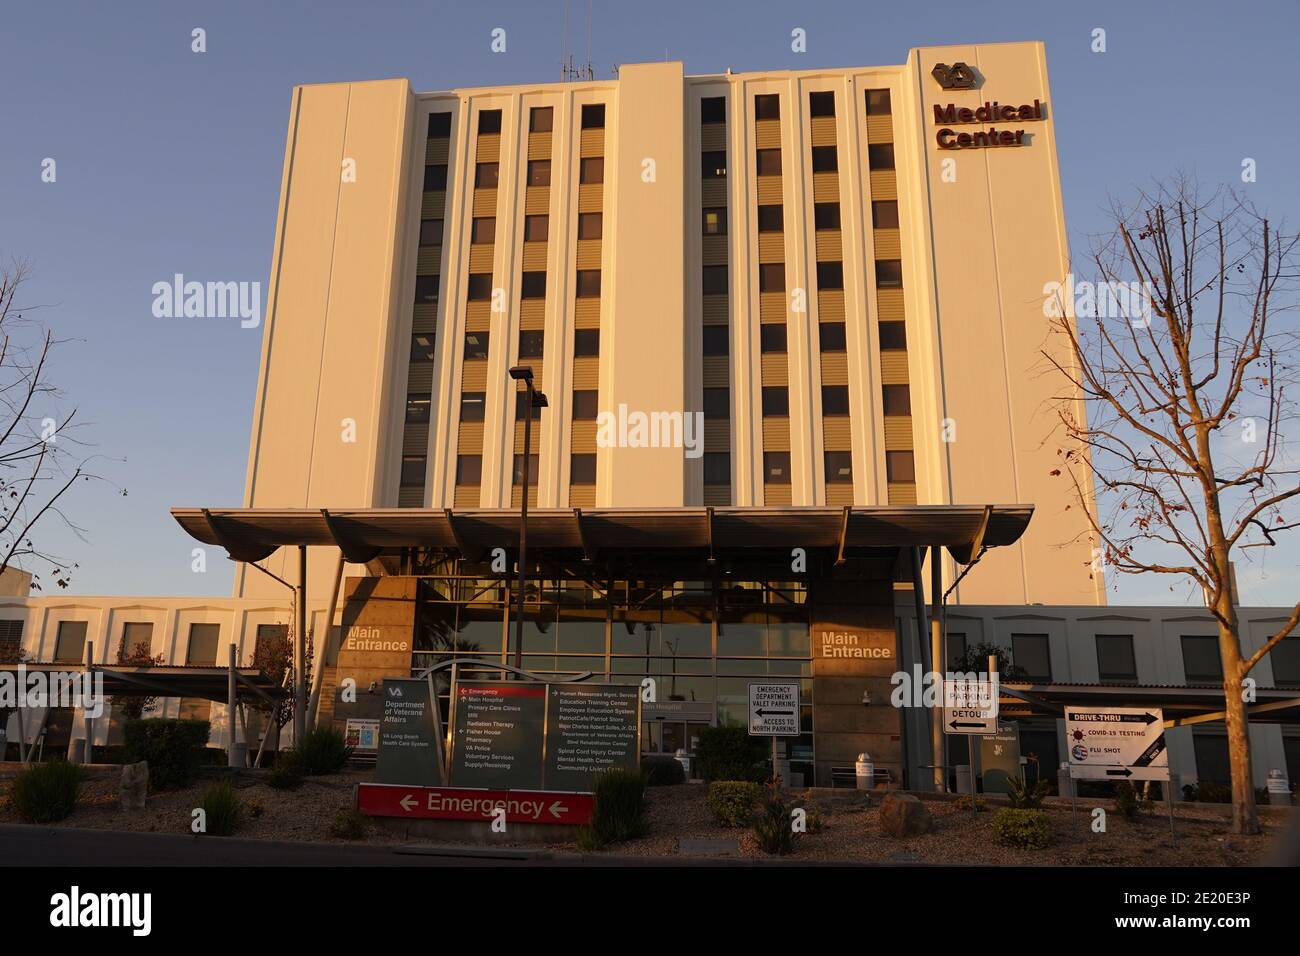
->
left=450, top=682, right=546, bottom=790
left=543, top=683, right=640, bottom=792
left=375, top=677, right=442, bottom=786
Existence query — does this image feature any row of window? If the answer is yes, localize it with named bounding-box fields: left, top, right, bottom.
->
left=699, top=320, right=905, bottom=356
left=702, top=200, right=898, bottom=237
left=696, top=450, right=901, bottom=485
left=700, top=259, right=900, bottom=295
left=473, top=103, right=605, bottom=137
left=46, top=621, right=288, bottom=667
left=748, top=89, right=892, bottom=121
left=440, top=453, right=597, bottom=488
left=699, top=143, right=894, bottom=181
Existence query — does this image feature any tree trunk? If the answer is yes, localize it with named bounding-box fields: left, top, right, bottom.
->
left=1220, top=620, right=1259, bottom=835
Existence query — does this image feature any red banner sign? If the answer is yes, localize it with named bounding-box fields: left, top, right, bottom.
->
left=357, top=783, right=593, bottom=825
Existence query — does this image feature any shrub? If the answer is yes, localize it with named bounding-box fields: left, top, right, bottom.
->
left=954, top=794, right=988, bottom=812
left=753, top=794, right=799, bottom=855
left=992, top=808, right=1050, bottom=849
left=123, top=718, right=210, bottom=790
left=10, top=760, right=82, bottom=824
left=578, top=767, right=647, bottom=850
left=290, top=726, right=352, bottom=775
left=1114, top=781, right=1154, bottom=818
left=330, top=809, right=369, bottom=840
left=199, top=783, right=241, bottom=836
left=264, top=754, right=304, bottom=791
left=245, top=798, right=265, bottom=819
left=706, top=781, right=762, bottom=827
left=695, top=726, right=767, bottom=783
left=1006, top=776, right=1051, bottom=809
left=1183, top=781, right=1231, bottom=804
left=640, top=755, right=686, bottom=787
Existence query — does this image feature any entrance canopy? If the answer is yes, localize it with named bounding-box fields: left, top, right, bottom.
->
left=1000, top=681, right=1300, bottom=726
left=171, top=504, right=1033, bottom=567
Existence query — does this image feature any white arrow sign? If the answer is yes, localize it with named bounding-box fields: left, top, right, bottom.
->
left=748, top=681, right=801, bottom=737
left=400, top=793, right=418, bottom=812
left=942, top=679, right=998, bottom=735
left=1066, top=707, right=1169, bottom=781
left=548, top=800, right=566, bottom=819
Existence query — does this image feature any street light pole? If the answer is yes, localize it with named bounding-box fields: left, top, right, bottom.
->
left=509, top=366, right=547, bottom=675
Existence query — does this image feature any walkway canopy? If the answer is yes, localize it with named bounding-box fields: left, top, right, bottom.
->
left=170, top=504, right=1033, bottom=568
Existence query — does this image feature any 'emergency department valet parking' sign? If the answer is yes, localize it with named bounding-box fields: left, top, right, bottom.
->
left=1066, top=707, right=1170, bottom=781
left=748, top=682, right=800, bottom=737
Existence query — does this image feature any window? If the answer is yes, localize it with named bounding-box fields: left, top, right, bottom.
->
left=825, top=451, right=853, bottom=483
left=524, top=215, right=548, bottom=241
left=882, top=384, right=911, bottom=416
left=467, top=273, right=493, bottom=300
left=530, top=106, right=553, bottom=132
left=865, top=89, right=892, bottom=116
left=701, top=151, right=727, bottom=178
left=521, top=272, right=546, bottom=299
left=419, top=219, right=443, bottom=246
left=581, top=103, right=606, bottom=128
left=822, top=385, right=850, bottom=416
left=410, top=333, right=437, bottom=362
left=459, top=393, right=485, bottom=421
left=400, top=456, right=426, bottom=487
left=702, top=265, right=728, bottom=296
left=578, top=212, right=603, bottom=240
left=406, top=393, right=432, bottom=424
left=53, top=621, right=87, bottom=664
left=471, top=217, right=495, bottom=244
left=879, top=321, right=907, bottom=350
left=759, top=263, right=785, bottom=293
left=764, top=452, right=791, bottom=484
left=1272, top=637, right=1300, bottom=688
left=811, top=146, right=838, bottom=173
left=809, top=91, right=835, bottom=117
left=527, top=160, right=551, bottom=186
left=513, top=391, right=542, bottom=420
left=119, top=622, right=154, bottom=661
left=701, top=96, right=726, bottom=124
left=463, top=331, right=489, bottom=360
left=703, top=388, right=729, bottom=418
left=819, top=323, right=846, bottom=352
left=1096, top=634, right=1138, bottom=683
left=572, top=390, right=599, bottom=420
left=760, top=324, right=787, bottom=354
left=704, top=453, right=730, bottom=484
left=424, top=164, right=448, bottom=191
left=1011, top=634, right=1052, bottom=682
left=415, top=276, right=440, bottom=303
left=946, top=632, right=969, bottom=671
left=756, top=149, right=782, bottom=176
left=816, top=261, right=844, bottom=290
left=868, top=143, right=895, bottom=170
left=427, top=112, right=451, bottom=137
left=574, top=328, right=600, bottom=356
left=762, top=387, right=789, bottom=417
left=518, top=330, right=544, bottom=357
left=186, top=623, right=220, bottom=666
left=478, top=109, right=502, bottom=134
left=1192, top=731, right=1231, bottom=787
left=1181, top=635, right=1223, bottom=683
left=571, top=454, right=597, bottom=484
left=576, top=270, right=602, bottom=298
left=814, top=203, right=840, bottom=230
left=475, top=163, right=499, bottom=188
left=703, top=326, right=729, bottom=356
left=885, top=450, right=915, bottom=482
left=702, top=208, right=727, bottom=235
left=754, top=94, right=780, bottom=121
left=512, top=454, right=540, bottom=484
left=580, top=157, right=604, bottom=184
left=757, top=205, right=784, bottom=233
left=876, top=259, right=903, bottom=288
left=872, top=200, right=899, bottom=229
left=456, top=455, right=482, bottom=485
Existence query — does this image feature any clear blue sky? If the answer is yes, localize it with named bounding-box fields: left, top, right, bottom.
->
left=1, top=0, right=1296, bottom=604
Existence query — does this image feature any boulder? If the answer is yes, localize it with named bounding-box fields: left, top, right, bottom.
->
left=879, top=792, right=932, bottom=837
left=120, top=761, right=149, bottom=811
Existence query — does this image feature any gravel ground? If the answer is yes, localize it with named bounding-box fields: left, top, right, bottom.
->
left=0, top=767, right=1286, bottom=864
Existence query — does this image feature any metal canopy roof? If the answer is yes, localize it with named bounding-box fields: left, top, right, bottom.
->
left=1000, top=681, right=1300, bottom=725
left=1, top=663, right=286, bottom=705
left=170, top=504, right=1033, bottom=566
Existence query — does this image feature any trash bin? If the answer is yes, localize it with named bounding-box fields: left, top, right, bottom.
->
left=1268, top=769, right=1292, bottom=807
left=855, top=753, right=874, bottom=790
left=955, top=764, right=973, bottom=794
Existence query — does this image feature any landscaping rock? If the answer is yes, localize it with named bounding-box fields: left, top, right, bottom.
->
left=879, top=792, right=932, bottom=837
left=120, top=761, right=149, bottom=811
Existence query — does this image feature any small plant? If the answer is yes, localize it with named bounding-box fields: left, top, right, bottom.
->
left=992, top=808, right=1050, bottom=849
left=1183, top=781, right=1231, bottom=804
left=802, top=807, right=828, bottom=833
left=330, top=808, right=369, bottom=840
left=123, top=718, right=210, bottom=790
left=265, top=754, right=304, bottom=791
left=954, top=794, right=988, bottom=812
left=245, top=797, right=265, bottom=819
left=1006, top=775, right=1051, bottom=809
left=9, top=760, right=83, bottom=824
left=1114, top=781, right=1153, bottom=818
left=290, top=726, right=352, bottom=775
left=706, top=781, right=762, bottom=827
left=199, top=783, right=242, bottom=836
left=695, top=726, right=768, bottom=783
left=640, top=754, right=686, bottom=786
left=578, top=767, right=647, bottom=850
left=752, top=793, right=799, bottom=855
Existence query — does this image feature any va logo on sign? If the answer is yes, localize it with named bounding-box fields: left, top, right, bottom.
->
left=931, top=62, right=978, bottom=90
left=388, top=686, right=404, bottom=698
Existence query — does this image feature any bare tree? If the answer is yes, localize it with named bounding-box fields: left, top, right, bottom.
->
left=1044, top=180, right=1300, bottom=835
left=0, top=261, right=113, bottom=592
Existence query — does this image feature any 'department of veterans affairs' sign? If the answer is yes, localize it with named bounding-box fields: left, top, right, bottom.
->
left=450, top=682, right=546, bottom=790
left=376, top=677, right=441, bottom=786
left=543, top=684, right=640, bottom=792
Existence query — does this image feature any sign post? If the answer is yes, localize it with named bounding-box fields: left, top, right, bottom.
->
left=748, top=681, right=800, bottom=785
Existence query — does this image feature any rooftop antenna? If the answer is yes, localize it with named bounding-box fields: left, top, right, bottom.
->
left=560, top=0, right=595, bottom=81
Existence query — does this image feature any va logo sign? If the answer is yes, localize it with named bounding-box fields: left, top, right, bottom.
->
left=931, top=62, right=977, bottom=90
left=388, top=686, right=404, bottom=698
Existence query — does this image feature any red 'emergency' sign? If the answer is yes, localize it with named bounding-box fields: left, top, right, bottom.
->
left=357, top=783, right=593, bottom=825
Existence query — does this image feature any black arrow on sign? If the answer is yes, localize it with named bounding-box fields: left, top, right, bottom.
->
left=1105, top=768, right=1133, bottom=777
left=1067, top=711, right=1159, bottom=724
left=755, top=708, right=795, bottom=717
left=949, top=720, right=987, bottom=730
